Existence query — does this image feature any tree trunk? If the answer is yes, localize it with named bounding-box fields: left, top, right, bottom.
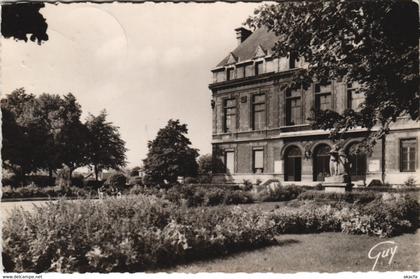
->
left=68, top=167, right=74, bottom=187
left=94, top=165, right=99, bottom=181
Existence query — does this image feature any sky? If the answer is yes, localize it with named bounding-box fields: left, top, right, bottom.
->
left=1, top=2, right=263, bottom=167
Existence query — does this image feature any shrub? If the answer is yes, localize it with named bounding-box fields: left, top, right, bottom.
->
left=242, top=179, right=253, bottom=191
left=127, top=176, right=143, bottom=187
left=341, top=195, right=419, bottom=237
left=256, top=185, right=305, bottom=202
left=184, top=177, right=198, bottom=184
left=105, top=173, right=127, bottom=190
left=197, top=175, right=212, bottom=184
left=1, top=185, right=94, bottom=200
left=29, top=175, right=55, bottom=187
left=314, top=183, right=324, bottom=191
left=404, top=177, right=416, bottom=187
left=84, top=179, right=104, bottom=189
left=297, top=190, right=379, bottom=204
left=2, top=175, right=19, bottom=188
left=268, top=195, right=419, bottom=237
left=71, top=174, right=84, bottom=188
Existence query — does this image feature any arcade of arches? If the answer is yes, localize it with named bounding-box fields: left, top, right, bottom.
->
left=283, top=143, right=367, bottom=182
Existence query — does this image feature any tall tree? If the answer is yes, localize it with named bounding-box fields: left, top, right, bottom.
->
left=32, top=93, right=66, bottom=184
left=143, top=119, right=199, bottom=184
left=246, top=0, right=419, bottom=152
left=1, top=89, right=45, bottom=183
left=85, top=110, right=127, bottom=181
left=55, top=93, right=88, bottom=181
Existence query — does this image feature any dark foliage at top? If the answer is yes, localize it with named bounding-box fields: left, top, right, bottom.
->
left=247, top=0, right=419, bottom=152
left=1, top=3, right=48, bottom=44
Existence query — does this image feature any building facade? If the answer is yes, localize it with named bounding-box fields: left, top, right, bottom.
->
left=209, top=27, right=420, bottom=186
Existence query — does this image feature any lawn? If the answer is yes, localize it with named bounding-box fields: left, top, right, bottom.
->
left=168, top=230, right=420, bottom=273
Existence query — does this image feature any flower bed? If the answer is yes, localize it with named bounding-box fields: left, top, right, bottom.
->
left=297, top=190, right=379, bottom=204
left=129, top=184, right=253, bottom=207
left=3, top=193, right=418, bottom=272
left=1, top=185, right=96, bottom=200
left=3, top=195, right=273, bottom=273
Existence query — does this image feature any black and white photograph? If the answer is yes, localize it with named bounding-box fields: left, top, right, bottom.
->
left=1, top=0, right=419, bottom=276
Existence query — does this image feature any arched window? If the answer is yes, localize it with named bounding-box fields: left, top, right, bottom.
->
left=347, top=143, right=367, bottom=181
left=313, top=144, right=331, bottom=181
left=284, top=146, right=302, bottom=181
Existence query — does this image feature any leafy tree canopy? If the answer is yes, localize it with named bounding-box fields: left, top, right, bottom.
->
left=1, top=3, right=48, bottom=44
left=85, top=110, right=127, bottom=181
left=143, top=119, right=199, bottom=184
left=247, top=0, right=419, bottom=152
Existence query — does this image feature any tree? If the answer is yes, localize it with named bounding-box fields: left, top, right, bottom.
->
left=32, top=93, right=68, bottom=184
left=197, top=154, right=225, bottom=175
left=247, top=0, right=418, bottom=153
left=143, top=119, right=199, bottom=184
left=1, top=89, right=46, bottom=184
left=56, top=93, right=89, bottom=182
left=85, top=110, right=127, bottom=181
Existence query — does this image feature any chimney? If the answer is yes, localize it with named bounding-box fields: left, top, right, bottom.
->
left=235, top=27, right=252, bottom=46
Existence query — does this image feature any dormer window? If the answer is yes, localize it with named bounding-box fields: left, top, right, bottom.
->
left=226, top=67, right=235, bottom=81
left=255, top=61, right=264, bottom=76
left=236, top=66, right=245, bottom=79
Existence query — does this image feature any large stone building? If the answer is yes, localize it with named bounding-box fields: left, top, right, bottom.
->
left=209, top=27, right=419, bottom=186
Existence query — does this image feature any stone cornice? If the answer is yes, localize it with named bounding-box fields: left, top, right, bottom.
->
left=208, top=70, right=298, bottom=92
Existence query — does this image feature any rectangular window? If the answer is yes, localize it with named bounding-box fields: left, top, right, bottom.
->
left=347, top=83, right=364, bottom=111
left=315, top=82, right=332, bottom=110
left=226, top=67, right=234, bottom=81
left=236, top=66, right=244, bottom=79
left=255, top=61, right=264, bottom=76
left=400, top=139, right=416, bottom=172
left=245, top=64, right=254, bottom=77
left=252, top=94, right=266, bottom=130
left=286, top=89, right=301, bottom=126
left=223, top=98, right=236, bottom=133
left=253, top=149, right=264, bottom=173
left=225, top=151, right=235, bottom=174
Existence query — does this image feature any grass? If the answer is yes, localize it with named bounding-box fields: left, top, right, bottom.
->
left=167, top=230, right=420, bottom=273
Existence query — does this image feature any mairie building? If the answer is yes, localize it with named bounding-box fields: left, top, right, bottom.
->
left=209, top=27, right=419, bottom=186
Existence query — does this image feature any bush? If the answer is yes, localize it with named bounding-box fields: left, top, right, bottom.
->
left=404, top=177, right=416, bottom=187
left=3, top=195, right=275, bottom=272
left=84, top=179, right=104, bottom=189
left=1, top=185, right=95, bottom=200
left=242, top=179, right=253, bottom=191
left=1, top=175, right=19, bottom=188
left=314, top=183, right=324, bottom=191
left=29, top=175, right=55, bottom=187
left=256, top=185, right=305, bottom=202
left=298, top=190, right=379, bottom=204
left=127, top=176, right=143, bottom=187
left=268, top=194, right=419, bottom=237
left=184, top=177, right=198, bottom=184
left=105, top=173, right=127, bottom=190
left=341, top=195, right=419, bottom=236
left=71, top=174, right=84, bottom=188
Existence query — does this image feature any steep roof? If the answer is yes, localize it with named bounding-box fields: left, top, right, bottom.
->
left=216, top=27, right=279, bottom=68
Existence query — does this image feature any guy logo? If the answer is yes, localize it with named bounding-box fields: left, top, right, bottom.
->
left=368, top=241, right=398, bottom=271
